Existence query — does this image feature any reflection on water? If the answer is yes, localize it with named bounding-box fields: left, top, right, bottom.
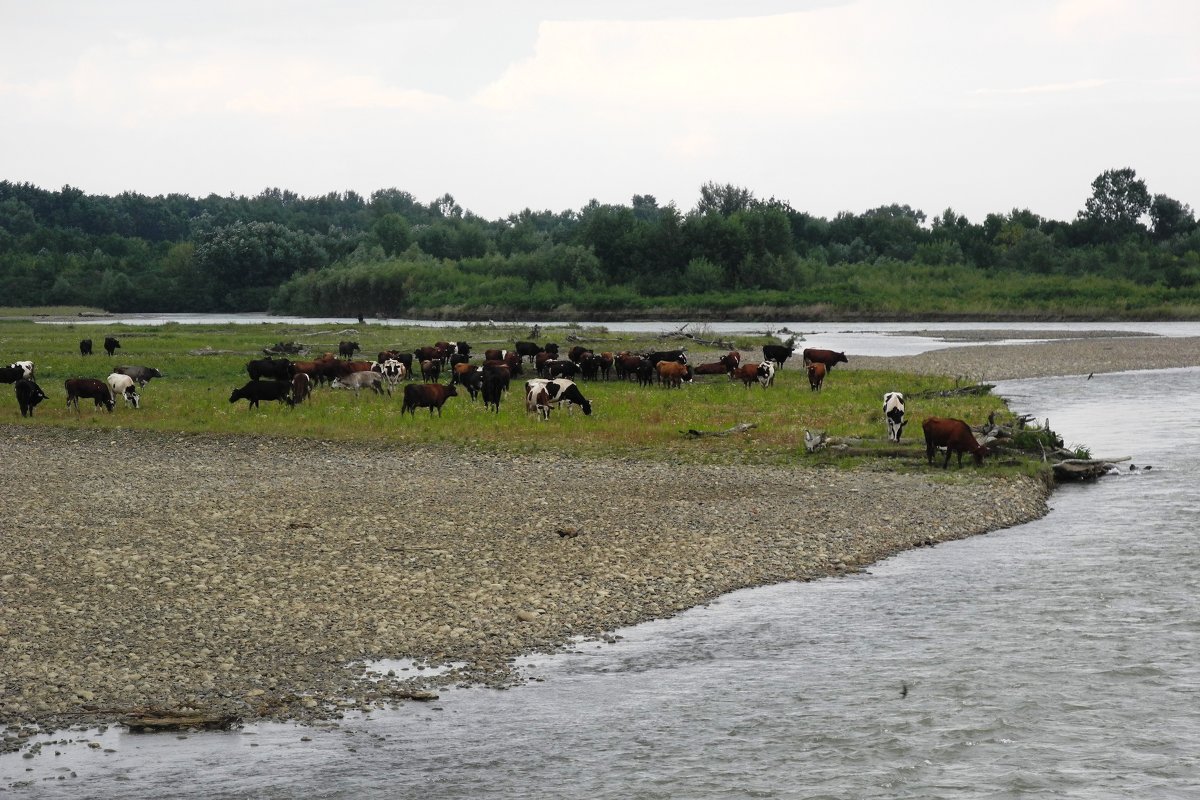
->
left=6, top=364, right=1199, bottom=799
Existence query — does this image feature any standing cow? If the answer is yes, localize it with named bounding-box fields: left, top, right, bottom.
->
left=79, top=339, right=93, bottom=356
left=103, top=336, right=121, bottom=356
left=14, top=379, right=48, bottom=417
left=107, top=373, right=141, bottom=408
left=65, top=378, right=115, bottom=412
left=884, top=392, right=906, bottom=442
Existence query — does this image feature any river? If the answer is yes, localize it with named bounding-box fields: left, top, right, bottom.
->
left=4, top=332, right=1198, bottom=798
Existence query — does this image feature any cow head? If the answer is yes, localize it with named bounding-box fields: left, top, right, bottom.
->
left=229, top=387, right=244, bottom=404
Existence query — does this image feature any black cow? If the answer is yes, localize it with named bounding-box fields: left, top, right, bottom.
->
left=545, top=359, right=579, bottom=379
left=481, top=370, right=504, bottom=413
left=229, top=380, right=294, bottom=409
left=79, top=338, right=93, bottom=356
left=103, top=336, right=121, bottom=356
left=762, top=337, right=796, bottom=369
left=114, top=365, right=163, bottom=386
left=246, top=357, right=294, bottom=381
left=0, top=365, right=25, bottom=384
left=643, top=349, right=687, bottom=366
left=515, top=341, right=541, bottom=363
left=339, top=340, right=360, bottom=358
left=65, top=378, right=114, bottom=412
left=15, top=379, right=48, bottom=417
left=459, top=368, right=484, bottom=401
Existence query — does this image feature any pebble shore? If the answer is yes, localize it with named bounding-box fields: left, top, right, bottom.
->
left=6, top=332, right=1197, bottom=743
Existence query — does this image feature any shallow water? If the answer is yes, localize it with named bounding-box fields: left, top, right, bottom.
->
left=5, top=368, right=1199, bottom=798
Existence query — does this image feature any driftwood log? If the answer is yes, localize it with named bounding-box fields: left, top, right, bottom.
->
left=122, top=709, right=241, bottom=732
left=684, top=422, right=757, bottom=438
left=1052, top=456, right=1130, bottom=481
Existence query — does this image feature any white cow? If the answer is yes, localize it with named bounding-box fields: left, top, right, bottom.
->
left=884, top=391, right=906, bottom=442
left=331, top=370, right=388, bottom=396
left=756, top=361, right=776, bottom=389
left=106, top=372, right=140, bottom=408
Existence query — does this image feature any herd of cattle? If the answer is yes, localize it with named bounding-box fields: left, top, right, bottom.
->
left=3, top=335, right=991, bottom=467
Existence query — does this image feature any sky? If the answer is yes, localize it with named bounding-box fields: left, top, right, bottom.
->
left=2, top=0, right=1198, bottom=224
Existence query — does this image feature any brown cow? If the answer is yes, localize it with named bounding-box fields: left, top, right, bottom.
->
left=922, top=417, right=989, bottom=468
left=657, top=361, right=692, bottom=388
left=733, top=362, right=764, bottom=388
left=291, top=373, right=313, bottom=404
left=806, top=362, right=826, bottom=391
left=65, top=377, right=114, bottom=412
left=694, top=353, right=739, bottom=377
left=803, top=348, right=848, bottom=370
left=402, top=383, right=458, bottom=416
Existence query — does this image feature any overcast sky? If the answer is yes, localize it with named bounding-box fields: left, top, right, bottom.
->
left=2, top=0, right=1197, bottom=224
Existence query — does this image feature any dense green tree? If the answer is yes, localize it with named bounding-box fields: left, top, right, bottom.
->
left=1080, top=167, right=1151, bottom=241
left=1149, top=194, right=1197, bottom=242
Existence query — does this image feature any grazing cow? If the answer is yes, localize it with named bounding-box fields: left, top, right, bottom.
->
left=338, top=340, right=361, bottom=358
left=884, top=392, right=906, bottom=442
left=803, top=348, right=848, bottom=370
left=762, top=337, right=797, bottom=370
left=402, top=383, right=457, bottom=416
left=229, top=379, right=293, bottom=409
left=64, top=377, right=114, bottom=412
left=79, top=338, right=93, bottom=356
left=106, top=373, right=141, bottom=408
left=543, top=378, right=592, bottom=415
left=459, top=367, right=484, bottom=401
left=535, top=351, right=556, bottom=377
left=113, top=365, right=163, bottom=386
left=734, top=362, right=764, bottom=388
left=247, top=357, right=294, bottom=381
left=643, top=349, right=687, bottom=366
left=103, top=336, right=121, bottom=356
left=806, top=362, right=826, bottom=391
left=292, top=373, right=313, bottom=404
left=658, top=361, right=692, bottom=388
left=420, top=359, right=442, bottom=383
left=503, top=351, right=523, bottom=375
left=14, top=379, right=47, bottom=417
left=515, top=341, right=542, bottom=363
left=332, top=370, right=388, bottom=396
left=481, top=369, right=504, bottom=413
left=380, top=359, right=406, bottom=390
left=757, top=361, right=776, bottom=388
left=922, top=416, right=988, bottom=468
left=616, top=354, right=644, bottom=381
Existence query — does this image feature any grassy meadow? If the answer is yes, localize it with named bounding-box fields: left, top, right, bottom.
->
left=0, top=319, right=1019, bottom=468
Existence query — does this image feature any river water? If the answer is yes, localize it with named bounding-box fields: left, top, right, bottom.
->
left=5, top=330, right=1199, bottom=798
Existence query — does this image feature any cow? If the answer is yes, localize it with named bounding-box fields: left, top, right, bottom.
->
left=643, top=349, right=687, bottom=367
left=636, top=360, right=657, bottom=388
left=103, top=336, right=121, bottom=356
left=65, top=377, right=115, bottom=412
left=7, top=361, right=34, bottom=379
left=757, top=361, right=776, bottom=388
left=338, top=340, right=361, bottom=358
left=378, top=351, right=414, bottom=378
left=543, top=378, right=592, bottom=415
left=616, top=354, right=644, bottom=381
left=459, top=368, right=484, bottom=401
left=113, top=365, right=163, bottom=386
left=568, top=346, right=593, bottom=364
left=694, top=353, right=739, bottom=377
left=402, top=383, right=457, bottom=416
left=482, top=363, right=512, bottom=394
left=481, top=369, right=504, bottom=413
left=229, top=379, right=293, bottom=409
left=545, top=360, right=579, bottom=380
left=597, top=352, right=614, bottom=380
left=247, top=357, right=294, bottom=381
left=535, top=351, right=556, bottom=377
left=658, top=361, right=693, bottom=388
left=79, top=338, right=93, bottom=356
left=380, top=359, right=407, bottom=390
left=106, top=373, right=140, bottom=408
left=763, top=337, right=797, bottom=370
left=514, top=341, right=541, bottom=364
left=413, top=345, right=440, bottom=363
left=803, top=348, right=848, bottom=371
left=806, top=362, right=826, bottom=391
left=526, top=382, right=552, bottom=421
left=734, top=362, right=764, bottom=388
left=922, top=416, right=989, bottom=468
left=292, top=373, right=313, bottom=404
left=0, top=365, right=28, bottom=384
left=420, top=359, right=442, bottom=383
left=579, top=353, right=600, bottom=381
left=884, top=392, right=906, bottom=442
left=14, top=379, right=47, bottom=417
left=484, top=348, right=508, bottom=363
left=332, top=370, right=388, bottom=396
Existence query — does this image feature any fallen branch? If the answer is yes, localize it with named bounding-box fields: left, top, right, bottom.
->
left=683, top=422, right=757, bottom=438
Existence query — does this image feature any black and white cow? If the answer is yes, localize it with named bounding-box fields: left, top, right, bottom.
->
left=544, top=378, right=592, bottom=415
left=107, top=373, right=141, bottom=408
left=379, top=358, right=406, bottom=390
left=14, top=379, right=48, bottom=417
left=884, top=391, right=906, bottom=442
left=113, top=365, right=163, bottom=386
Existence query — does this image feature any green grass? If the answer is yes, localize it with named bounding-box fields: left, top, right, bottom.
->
left=1, top=319, right=1030, bottom=470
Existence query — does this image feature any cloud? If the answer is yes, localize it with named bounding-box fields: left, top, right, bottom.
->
left=973, top=79, right=1111, bottom=96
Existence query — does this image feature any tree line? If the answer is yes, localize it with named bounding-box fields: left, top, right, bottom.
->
left=1, top=168, right=1198, bottom=318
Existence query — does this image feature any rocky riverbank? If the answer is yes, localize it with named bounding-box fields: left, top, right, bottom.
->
left=0, top=425, right=1049, bottom=743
